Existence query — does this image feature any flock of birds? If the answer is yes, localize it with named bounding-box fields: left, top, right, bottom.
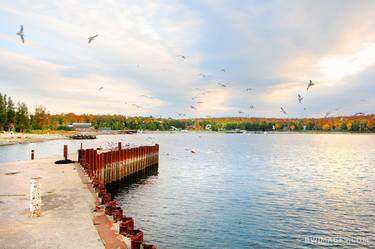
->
left=16, top=25, right=367, bottom=119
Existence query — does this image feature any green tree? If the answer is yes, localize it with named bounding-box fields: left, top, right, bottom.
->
left=6, top=96, right=16, bottom=131
left=15, top=102, right=30, bottom=132
left=0, top=93, right=6, bottom=131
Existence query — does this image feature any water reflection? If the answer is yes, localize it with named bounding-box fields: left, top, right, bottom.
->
left=1, top=133, right=374, bottom=248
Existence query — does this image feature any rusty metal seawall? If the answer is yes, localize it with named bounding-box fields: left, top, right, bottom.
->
left=78, top=143, right=159, bottom=249
left=79, top=144, right=159, bottom=185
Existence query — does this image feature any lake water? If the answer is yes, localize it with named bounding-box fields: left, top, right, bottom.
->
left=1, top=133, right=374, bottom=248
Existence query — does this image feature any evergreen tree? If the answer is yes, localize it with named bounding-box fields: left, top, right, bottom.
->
left=0, top=93, right=6, bottom=130
left=16, top=102, right=30, bottom=132
left=6, top=96, right=16, bottom=131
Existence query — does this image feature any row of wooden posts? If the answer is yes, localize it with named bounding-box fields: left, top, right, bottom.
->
left=79, top=143, right=159, bottom=249
left=78, top=142, right=159, bottom=185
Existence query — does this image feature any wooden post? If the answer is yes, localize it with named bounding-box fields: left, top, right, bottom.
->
left=63, top=145, right=68, bottom=160
left=31, top=150, right=35, bottom=160
left=30, top=177, right=42, bottom=217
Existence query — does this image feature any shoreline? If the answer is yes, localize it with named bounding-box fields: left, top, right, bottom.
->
left=0, top=133, right=66, bottom=146
left=1, top=130, right=374, bottom=146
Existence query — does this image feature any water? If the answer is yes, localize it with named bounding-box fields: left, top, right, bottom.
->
left=1, top=133, right=374, bottom=248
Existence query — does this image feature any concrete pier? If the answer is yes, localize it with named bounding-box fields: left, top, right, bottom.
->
left=0, top=157, right=104, bottom=249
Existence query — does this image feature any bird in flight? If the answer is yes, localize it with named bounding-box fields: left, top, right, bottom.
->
left=190, top=105, right=197, bottom=110
left=198, top=73, right=209, bottom=78
left=245, top=88, right=252, bottom=92
left=217, top=83, right=227, bottom=87
left=98, top=86, right=104, bottom=91
left=176, top=112, right=186, bottom=117
left=132, top=104, right=143, bottom=109
left=221, top=69, right=226, bottom=72
left=238, top=111, right=244, bottom=114
left=280, top=107, right=287, bottom=115
left=307, top=80, right=315, bottom=91
left=16, top=25, right=24, bottom=43
left=298, top=94, right=303, bottom=103
left=249, top=105, right=255, bottom=109
left=88, top=34, right=99, bottom=43
left=177, top=55, right=187, bottom=59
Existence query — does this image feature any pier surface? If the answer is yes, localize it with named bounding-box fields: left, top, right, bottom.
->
left=0, top=157, right=104, bottom=249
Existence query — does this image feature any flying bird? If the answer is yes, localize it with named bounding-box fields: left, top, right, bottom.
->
left=132, top=104, right=143, bottom=109
left=280, top=107, right=287, bottom=115
left=176, top=112, right=186, bottom=117
left=298, top=94, right=303, bottom=103
left=98, top=86, right=104, bottom=91
left=238, top=111, right=244, bottom=114
left=16, top=25, right=24, bottom=43
left=217, top=83, right=227, bottom=87
left=190, top=105, right=197, bottom=110
left=245, top=88, right=252, bottom=92
left=249, top=105, right=255, bottom=109
left=177, top=55, right=187, bottom=59
left=221, top=69, right=226, bottom=72
left=88, top=34, right=99, bottom=43
left=307, top=80, right=315, bottom=91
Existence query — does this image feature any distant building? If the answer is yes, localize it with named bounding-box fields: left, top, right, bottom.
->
left=71, top=122, right=92, bottom=131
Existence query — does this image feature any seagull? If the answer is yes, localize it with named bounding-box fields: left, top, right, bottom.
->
left=245, top=88, right=252, bottom=92
left=16, top=25, right=24, bottom=43
left=177, top=55, right=187, bottom=59
left=88, top=34, right=99, bottom=43
left=298, top=94, right=303, bottom=103
left=190, top=150, right=196, bottom=154
left=221, top=69, right=226, bottom=72
left=132, top=104, right=143, bottom=109
left=324, top=112, right=331, bottom=118
left=307, top=80, right=315, bottom=91
left=217, top=83, right=227, bottom=87
left=249, top=105, right=255, bottom=109
left=280, top=107, right=287, bottom=115
left=98, top=86, right=104, bottom=91
left=140, top=94, right=153, bottom=99
left=238, top=111, right=244, bottom=114
left=190, top=105, right=197, bottom=110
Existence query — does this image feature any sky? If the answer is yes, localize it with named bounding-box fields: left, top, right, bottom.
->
left=0, top=0, right=374, bottom=118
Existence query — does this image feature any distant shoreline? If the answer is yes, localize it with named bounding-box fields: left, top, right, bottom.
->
left=0, top=133, right=65, bottom=146
left=1, top=130, right=373, bottom=146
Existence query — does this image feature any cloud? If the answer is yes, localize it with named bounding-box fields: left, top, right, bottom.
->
left=0, top=0, right=374, bottom=117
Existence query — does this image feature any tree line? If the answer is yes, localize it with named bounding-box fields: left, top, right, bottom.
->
left=0, top=92, right=374, bottom=133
